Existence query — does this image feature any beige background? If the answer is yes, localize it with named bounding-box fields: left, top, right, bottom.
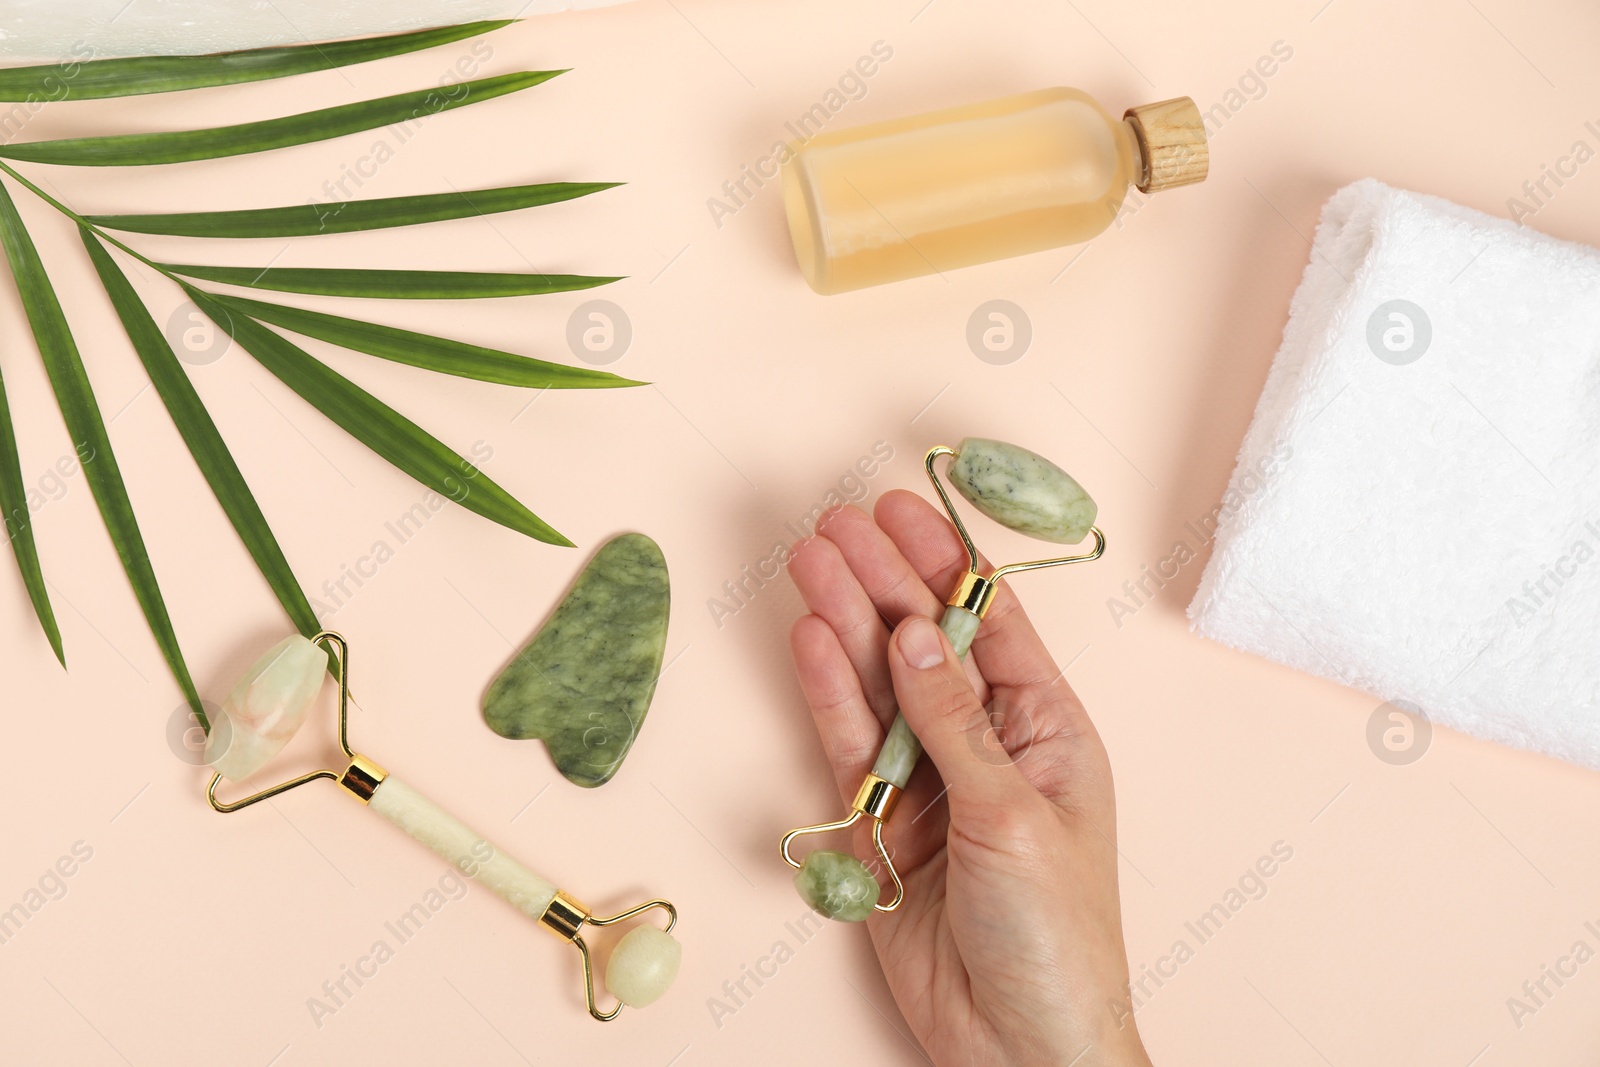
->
left=0, top=0, right=1597, bottom=1064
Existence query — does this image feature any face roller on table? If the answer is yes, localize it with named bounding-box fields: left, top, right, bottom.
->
left=204, top=632, right=681, bottom=1021
left=780, top=439, right=1106, bottom=920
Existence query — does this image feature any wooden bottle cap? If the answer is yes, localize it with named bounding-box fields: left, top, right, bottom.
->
left=1124, top=96, right=1209, bottom=192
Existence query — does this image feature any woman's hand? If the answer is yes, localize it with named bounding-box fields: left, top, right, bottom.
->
left=787, top=490, right=1151, bottom=1067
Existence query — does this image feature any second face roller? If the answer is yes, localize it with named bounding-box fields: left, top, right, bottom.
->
left=780, top=438, right=1107, bottom=920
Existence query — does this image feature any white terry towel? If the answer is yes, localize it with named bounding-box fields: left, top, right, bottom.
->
left=1189, top=178, right=1600, bottom=772
left=0, top=1, right=640, bottom=58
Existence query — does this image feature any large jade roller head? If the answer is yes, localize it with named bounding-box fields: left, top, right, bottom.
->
left=203, top=630, right=681, bottom=1021
left=780, top=439, right=1105, bottom=921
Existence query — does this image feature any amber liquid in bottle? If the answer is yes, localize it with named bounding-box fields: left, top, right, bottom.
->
left=782, top=89, right=1204, bottom=295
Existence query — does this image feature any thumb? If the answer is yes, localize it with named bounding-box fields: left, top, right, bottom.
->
left=888, top=614, right=1033, bottom=819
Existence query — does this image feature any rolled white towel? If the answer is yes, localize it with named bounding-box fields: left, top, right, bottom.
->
left=1190, top=178, right=1600, bottom=771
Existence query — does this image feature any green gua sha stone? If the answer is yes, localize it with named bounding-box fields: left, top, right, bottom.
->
left=793, top=850, right=881, bottom=923
left=483, top=533, right=669, bottom=788
left=946, top=437, right=1098, bottom=544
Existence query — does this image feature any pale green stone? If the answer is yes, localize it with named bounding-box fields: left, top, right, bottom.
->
left=605, top=925, right=681, bottom=1008
left=482, top=533, right=669, bottom=788
left=871, top=606, right=979, bottom=787
left=940, top=606, right=981, bottom=657
left=794, top=850, right=881, bottom=922
left=946, top=437, right=1098, bottom=544
left=871, top=714, right=923, bottom=788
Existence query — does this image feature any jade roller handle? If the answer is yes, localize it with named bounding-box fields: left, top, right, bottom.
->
left=870, top=603, right=981, bottom=788
left=348, top=763, right=682, bottom=1013
left=362, top=769, right=560, bottom=918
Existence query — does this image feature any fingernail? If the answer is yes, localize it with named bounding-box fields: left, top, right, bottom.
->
left=899, top=617, right=946, bottom=670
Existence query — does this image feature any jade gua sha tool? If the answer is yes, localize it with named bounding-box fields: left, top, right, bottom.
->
left=203, top=631, right=681, bottom=1021
left=780, top=439, right=1105, bottom=920
left=483, top=533, right=670, bottom=788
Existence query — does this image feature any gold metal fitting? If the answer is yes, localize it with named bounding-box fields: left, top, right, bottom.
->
left=338, top=754, right=387, bottom=804
left=539, top=891, right=591, bottom=942
left=851, top=773, right=902, bottom=821
left=946, top=572, right=997, bottom=619
left=537, top=893, right=678, bottom=1022
left=208, top=630, right=357, bottom=814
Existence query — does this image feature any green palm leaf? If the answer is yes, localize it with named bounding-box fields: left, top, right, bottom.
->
left=0, top=360, right=63, bottom=664
left=164, top=264, right=619, bottom=299
left=80, top=229, right=321, bottom=642
left=87, top=182, right=621, bottom=238
left=0, top=183, right=202, bottom=717
left=0, top=70, right=561, bottom=166
left=185, top=286, right=571, bottom=546
left=0, top=21, right=624, bottom=695
left=216, top=294, right=642, bottom=388
left=0, top=21, right=515, bottom=101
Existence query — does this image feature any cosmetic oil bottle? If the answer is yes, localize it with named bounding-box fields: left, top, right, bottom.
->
left=782, top=91, right=1208, bottom=294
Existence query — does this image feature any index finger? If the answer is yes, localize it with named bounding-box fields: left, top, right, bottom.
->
left=873, top=489, right=1072, bottom=691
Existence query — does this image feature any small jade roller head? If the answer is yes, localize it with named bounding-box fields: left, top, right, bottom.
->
left=782, top=439, right=1105, bottom=921
left=793, top=849, right=882, bottom=923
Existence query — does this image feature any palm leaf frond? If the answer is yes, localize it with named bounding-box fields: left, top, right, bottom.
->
left=0, top=21, right=516, bottom=101
left=80, top=229, right=321, bottom=641
left=185, top=286, right=571, bottom=546
left=0, top=21, right=628, bottom=693
left=87, top=182, right=621, bottom=238
left=0, top=183, right=202, bottom=717
left=216, top=294, right=643, bottom=388
left=163, top=264, right=620, bottom=299
left=0, top=358, right=63, bottom=664
left=0, top=70, right=562, bottom=166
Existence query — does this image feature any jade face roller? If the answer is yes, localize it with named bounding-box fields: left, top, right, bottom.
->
left=204, top=630, right=681, bottom=1020
left=780, top=439, right=1105, bottom=920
